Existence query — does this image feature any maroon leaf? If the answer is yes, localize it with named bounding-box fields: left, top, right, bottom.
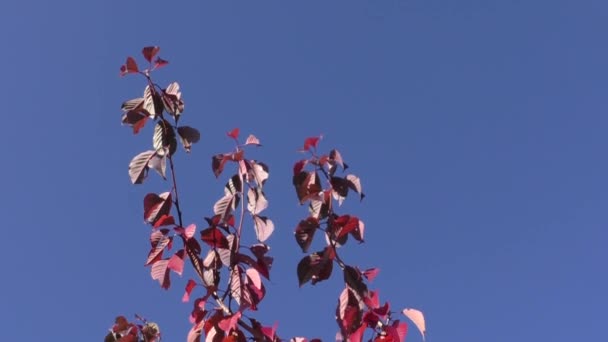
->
left=260, top=322, right=278, bottom=341
left=121, top=110, right=148, bottom=134
left=153, top=214, right=175, bottom=229
left=253, top=215, right=274, bottom=242
left=331, top=176, right=350, bottom=205
left=212, top=154, right=230, bottom=178
left=177, top=126, right=200, bottom=153
left=363, top=290, right=380, bottom=309
left=151, top=259, right=171, bottom=289
left=146, top=230, right=171, bottom=266
left=293, top=171, right=323, bottom=204
left=244, top=134, right=261, bottom=146
left=142, top=46, right=160, bottom=63
left=227, top=128, right=240, bottom=139
left=336, top=286, right=364, bottom=338
left=200, top=227, right=229, bottom=249
left=329, top=149, right=347, bottom=172
left=344, top=265, right=368, bottom=298
left=300, top=136, right=322, bottom=152
left=154, top=57, right=169, bottom=69
left=297, top=247, right=335, bottom=286
left=186, top=245, right=205, bottom=287
left=293, top=160, right=308, bottom=176
left=120, top=56, right=139, bottom=76
left=143, top=192, right=172, bottom=225
left=182, top=279, right=197, bottom=302
left=351, top=219, right=365, bottom=242
left=294, top=217, right=320, bottom=253
left=129, top=150, right=155, bottom=184
left=332, top=215, right=361, bottom=239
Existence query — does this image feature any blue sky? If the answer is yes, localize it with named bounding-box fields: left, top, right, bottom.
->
left=1, top=0, right=607, bottom=341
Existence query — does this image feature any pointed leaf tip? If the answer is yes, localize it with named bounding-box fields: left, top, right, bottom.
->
left=402, top=308, right=426, bottom=340
left=142, top=46, right=160, bottom=63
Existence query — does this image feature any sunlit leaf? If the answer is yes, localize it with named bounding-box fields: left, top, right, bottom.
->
left=346, top=174, right=364, bottom=201
left=128, top=150, right=155, bottom=184
left=247, top=188, right=268, bottom=215
left=162, top=82, right=184, bottom=116
left=153, top=119, right=176, bottom=157
left=230, top=265, right=243, bottom=305
left=143, top=85, right=158, bottom=119
left=213, top=194, right=237, bottom=220
left=402, top=308, right=426, bottom=341
left=168, top=249, right=185, bottom=276
left=150, top=259, right=171, bottom=289
left=147, top=153, right=167, bottom=179
left=362, top=268, right=379, bottom=282
left=245, top=134, right=261, bottom=146
left=253, top=215, right=274, bottom=242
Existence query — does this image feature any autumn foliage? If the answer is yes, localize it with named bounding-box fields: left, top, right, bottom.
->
left=118, top=47, right=426, bottom=342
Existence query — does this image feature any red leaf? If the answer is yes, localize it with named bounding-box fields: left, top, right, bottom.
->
left=293, top=160, right=308, bottom=176
left=218, top=312, right=241, bottom=334
left=168, top=249, right=185, bottom=276
left=200, top=227, right=229, bottom=249
left=182, top=279, right=197, bottom=302
left=364, top=290, right=379, bottom=309
left=120, top=56, right=139, bottom=76
left=153, top=214, right=175, bottom=229
left=392, top=321, right=408, bottom=342
left=146, top=231, right=171, bottom=265
left=300, top=136, right=322, bottom=152
left=142, top=46, right=160, bottom=63
left=260, top=322, right=278, bottom=340
left=363, top=268, right=379, bottom=282
left=143, top=192, right=172, bottom=225
left=227, top=128, right=240, bottom=139
left=212, top=154, right=230, bottom=178
left=154, top=57, right=169, bottom=69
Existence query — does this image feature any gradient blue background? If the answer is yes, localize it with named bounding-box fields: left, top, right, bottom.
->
left=1, top=1, right=606, bottom=341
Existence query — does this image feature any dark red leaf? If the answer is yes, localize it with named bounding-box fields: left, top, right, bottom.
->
left=153, top=214, right=175, bottom=229
left=182, top=279, right=197, bottom=302
left=227, top=128, right=240, bottom=139
left=143, top=192, right=172, bottom=225
left=200, top=227, right=229, bottom=249
left=293, top=160, right=308, bottom=176
left=146, top=231, right=171, bottom=266
left=142, top=46, right=160, bottom=63
left=344, top=265, right=368, bottom=298
left=297, top=247, right=334, bottom=287
left=120, top=56, right=139, bottom=76
left=364, top=290, right=380, bottom=309
left=212, top=154, right=230, bottom=178
left=293, top=171, right=323, bottom=204
left=178, top=126, right=201, bottom=153
left=294, top=217, right=320, bottom=253
left=154, top=57, right=169, bottom=69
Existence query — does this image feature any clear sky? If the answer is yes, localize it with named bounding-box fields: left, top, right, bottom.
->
left=1, top=1, right=606, bottom=341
